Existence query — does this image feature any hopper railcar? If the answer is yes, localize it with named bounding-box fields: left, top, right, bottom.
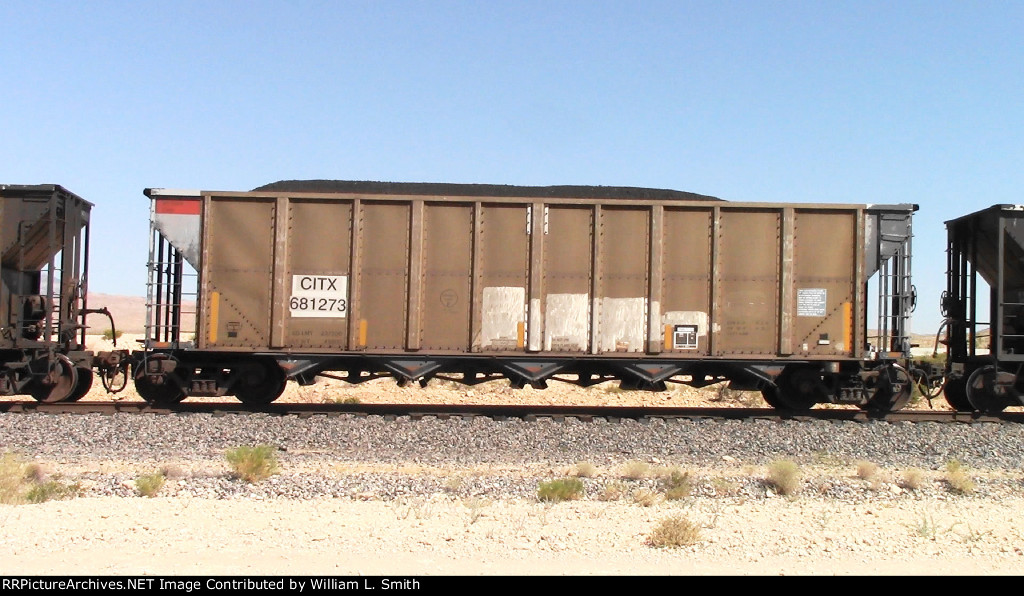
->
left=0, top=184, right=123, bottom=402
left=136, top=181, right=918, bottom=413
left=940, top=205, right=1024, bottom=412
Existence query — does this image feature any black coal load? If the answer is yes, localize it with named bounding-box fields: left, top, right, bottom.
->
left=253, top=179, right=723, bottom=202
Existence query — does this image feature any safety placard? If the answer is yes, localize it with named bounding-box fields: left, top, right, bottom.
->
left=290, top=275, right=348, bottom=318
left=797, top=288, right=827, bottom=317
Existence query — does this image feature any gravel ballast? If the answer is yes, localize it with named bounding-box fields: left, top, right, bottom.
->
left=1, top=411, right=1021, bottom=471
left=1, top=410, right=1022, bottom=575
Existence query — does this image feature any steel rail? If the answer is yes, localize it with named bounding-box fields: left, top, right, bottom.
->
left=0, top=401, right=1017, bottom=424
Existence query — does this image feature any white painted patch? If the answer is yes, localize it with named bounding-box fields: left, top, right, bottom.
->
left=290, top=275, right=348, bottom=318
left=480, top=287, right=525, bottom=350
left=598, top=297, right=646, bottom=353
left=153, top=212, right=201, bottom=269
left=528, top=298, right=542, bottom=351
left=545, top=293, right=589, bottom=351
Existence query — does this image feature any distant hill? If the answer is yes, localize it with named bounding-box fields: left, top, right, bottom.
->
left=85, top=294, right=195, bottom=335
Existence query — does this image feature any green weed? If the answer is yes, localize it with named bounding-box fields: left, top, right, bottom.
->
left=225, top=445, right=280, bottom=483
left=537, top=478, right=584, bottom=503
left=135, top=472, right=166, bottom=497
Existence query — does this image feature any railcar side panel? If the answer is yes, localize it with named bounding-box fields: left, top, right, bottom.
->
left=542, top=206, right=593, bottom=353
left=715, top=209, right=781, bottom=355
left=355, top=201, right=410, bottom=351
left=790, top=210, right=858, bottom=358
left=420, top=202, right=474, bottom=350
left=201, top=197, right=275, bottom=349
left=660, top=208, right=713, bottom=356
left=284, top=198, right=352, bottom=350
left=473, top=203, right=529, bottom=352
left=596, top=206, right=650, bottom=354
left=184, top=192, right=908, bottom=364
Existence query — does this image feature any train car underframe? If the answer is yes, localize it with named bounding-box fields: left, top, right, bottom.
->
left=132, top=349, right=910, bottom=413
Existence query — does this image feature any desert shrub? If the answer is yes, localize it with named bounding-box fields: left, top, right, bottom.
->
left=710, top=477, right=739, bottom=496
left=811, top=452, right=849, bottom=467
left=767, top=459, right=802, bottom=496
left=945, top=459, right=974, bottom=495
left=574, top=462, right=597, bottom=478
left=659, top=469, right=694, bottom=500
left=333, top=396, right=360, bottom=405
left=901, top=468, right=925, bottom=490
left=159, top=464, right=186, bottom=479
left=462, top=497, right=491, bottom=524
left=26, top=480, right=80, bottom=503
left=23, top=462, right=50, bottom=484
left=136, top=472, right=166, bottom=497
left=648, top=515, right=702, bottom=548
left=537, top=478, right=584, bottom=503
left=856, top=460, right=880, bottom=480
left=225, top=445, right=280, bottom=483
left=620, top=460, right=650, bottom=480
left=0, top=454, right=79, bottom=504
left=632, top=488, right=661, bottom=507
left=443, top=475, right=464, bottom=494
left=599, top=481, right=629, bottom=501
left=102, top=329, right=123, bottom=341
left=0, top=453, right=28, bottom=504
left=910, top=513, right=941, bottom=539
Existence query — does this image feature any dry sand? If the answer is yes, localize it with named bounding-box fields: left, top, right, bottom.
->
left=2, top=495, right=1023, bottom=576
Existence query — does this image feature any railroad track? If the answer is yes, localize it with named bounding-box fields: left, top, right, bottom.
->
left=0, top=400, right=1019, bottom=424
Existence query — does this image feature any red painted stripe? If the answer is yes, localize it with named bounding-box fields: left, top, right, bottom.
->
left=154, top=197, right=201, bottom=215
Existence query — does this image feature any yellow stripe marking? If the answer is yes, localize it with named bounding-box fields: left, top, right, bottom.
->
left=664, top=325, right=673, bottom=350
left=843, top=301, right=852, bottom=354
left=209, top=291, right=220, bottom=344
left=517, top=322, right=525, bottom=349
left=358, top=319, right=367, bottom=347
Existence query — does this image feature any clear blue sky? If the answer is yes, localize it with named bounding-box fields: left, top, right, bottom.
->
left=3, top=0, right=1022, bottom=334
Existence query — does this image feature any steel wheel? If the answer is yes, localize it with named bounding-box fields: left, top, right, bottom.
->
left=234, top=359, right=286, bottom=406
left=966, top=366, right=1014, bottom=414
left=65, top=367, right=94, bottom=402
left=763, top=368, right=820, bottom=411
left=760, top=385, right=785, bottom=408
left=863, top=364, right=913, bottom=414
left=135, top=375, right=187, bottom=405
left=30, top=355, right=79, bottom=403
left=134, top=355, right=187, bottom=406
left=942, top=376, right=972, bottom=411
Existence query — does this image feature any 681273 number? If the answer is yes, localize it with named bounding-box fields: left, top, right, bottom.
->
left=290, top=297, right=347, bottom=314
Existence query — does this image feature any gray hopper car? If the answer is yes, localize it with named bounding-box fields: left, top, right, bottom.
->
left=941, top=204, right=1024, bottom=412
left=0, top=184, right=123, bottom=402
left=138, top=181, right=918, bottom=412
